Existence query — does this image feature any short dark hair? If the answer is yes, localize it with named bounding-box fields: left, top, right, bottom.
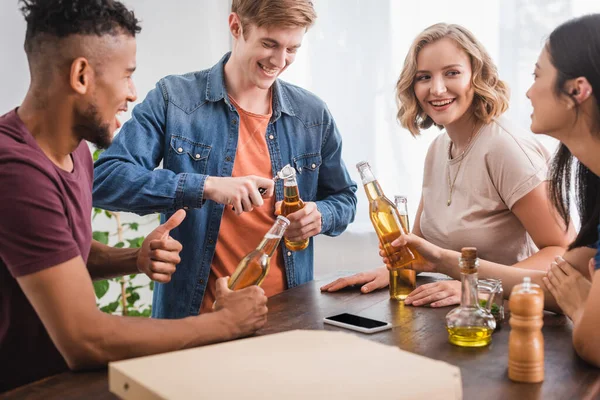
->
left=20, top=0, right=141, bottom=54
left=546, top=14, right=600, bottom=250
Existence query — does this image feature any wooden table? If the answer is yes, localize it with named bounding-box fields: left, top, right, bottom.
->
left=3, top=273, right=600, bottom=400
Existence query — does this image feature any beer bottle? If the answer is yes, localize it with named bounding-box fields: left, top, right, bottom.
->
left=228, top=216, right=290, bottom=290
left=280, top=164, right=309, bottom=251
left=388, top=195, right=415, bottom=300
left=356, top=161, right=417, bottom=300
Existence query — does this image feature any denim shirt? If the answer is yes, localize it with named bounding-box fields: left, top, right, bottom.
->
left=93, top=53, right=357, bottom=319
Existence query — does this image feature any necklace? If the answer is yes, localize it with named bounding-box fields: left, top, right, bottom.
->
left=446, top=122, right=483, bottom=206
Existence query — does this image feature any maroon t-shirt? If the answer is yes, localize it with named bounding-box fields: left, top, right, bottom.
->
left=0, top=109, right=93, bottom=392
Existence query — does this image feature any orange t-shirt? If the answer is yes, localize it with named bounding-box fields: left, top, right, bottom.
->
left=200, top=96, right=286, bottom=314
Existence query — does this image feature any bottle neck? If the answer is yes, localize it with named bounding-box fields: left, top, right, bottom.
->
left=363, top=180, right=384, bottom=202
left=283, top=174, right=299, bottom=187
left=460, top=271, right=479, bottom=307
left=459, top=258, right=479, bottom=307
left=357, top=164, right=376, bottom=186
left=283, top=174, right=301, bottom=202
left=395, top=197, right=408, bottom=216
left=257, top=219, right=288, bottom=256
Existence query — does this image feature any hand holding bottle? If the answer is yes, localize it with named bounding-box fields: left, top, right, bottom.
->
left=378, top=233, right=439, bottom=273
left=213, top=277, right=268, bottom=338
left=204, top=175, right=275, bottom=215
left=275, top=200, right=322, bottom=242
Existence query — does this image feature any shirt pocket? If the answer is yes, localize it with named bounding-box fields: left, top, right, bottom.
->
left=293, top=153, right=322, bottom=201
left=169, top=135, right=211, bottom=175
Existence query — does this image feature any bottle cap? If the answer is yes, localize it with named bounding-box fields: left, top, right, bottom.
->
left=356, top=160, right=370, bottom=169
left=278, top=164, right=296, bottom=179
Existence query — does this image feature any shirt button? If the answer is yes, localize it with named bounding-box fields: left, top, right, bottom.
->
left=287, top=251, right=292, bottom=256
left=225, top=156, right=232, bottom=162
left=269, top=135, right=274, bottom=140
left=209, top=239, right=214, bottom=244
left=183, top=206, right=189, bottom=210
left=311, top=163, right=316, bottom=169
left=232, top=119, right=237, bottom=125
left=199, top=279, right=204, bottom=284
left=195, top=154, right=201, bottom=159
left=177, top=147, right=183, bottom=153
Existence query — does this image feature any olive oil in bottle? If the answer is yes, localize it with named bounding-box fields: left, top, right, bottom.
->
left=445, top=248, right=496, bottom=347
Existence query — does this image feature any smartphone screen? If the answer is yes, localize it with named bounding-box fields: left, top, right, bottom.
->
left=325, top=313, right=388, bottom=329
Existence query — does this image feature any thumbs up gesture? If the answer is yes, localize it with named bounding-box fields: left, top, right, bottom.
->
left=136, top=209, right=186, bottom=283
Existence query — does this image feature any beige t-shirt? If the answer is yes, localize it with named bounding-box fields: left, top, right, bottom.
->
left=420, top=116, right=551, bottom=266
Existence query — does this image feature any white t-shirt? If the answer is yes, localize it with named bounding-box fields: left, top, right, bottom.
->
left=420, top=116, right=551, bottom=266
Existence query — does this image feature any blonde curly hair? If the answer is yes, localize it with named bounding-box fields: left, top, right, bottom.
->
left=396, top=23, right=510, bottom=137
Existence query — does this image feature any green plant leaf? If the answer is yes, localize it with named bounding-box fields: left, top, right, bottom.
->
left=127, top=292, right=140, bottom=306
left=115, top=242, right=125, bottom=248
left=93, top=149, right=104, bottom=161
left=104, top=210, right=113, bottom=219
left=129, top=274, right=137, bottom=279
left=127, top=237, right=145, bottom=248
left=149, top=281, right=155, bottom=291
left=125, top=222, right=139, bottom=231
left=92, top=208, right=103, bottom=220
left=126, top=285, right=143, bottom=293
left=93, top=280, right=110, bottom=299
left=93, top=231, right=109, bottom=245
left=100, top=301, right=120, bottom=314
left=141, top=308, right=152, bottom=317
left=128, top=310, right=142, bottom=317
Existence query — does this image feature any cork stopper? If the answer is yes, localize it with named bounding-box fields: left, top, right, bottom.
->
left=459, top=247, right=478, bottom=272
left=461, top=247, right=477, bottom=260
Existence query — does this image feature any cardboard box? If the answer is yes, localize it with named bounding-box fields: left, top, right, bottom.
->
left=109, top=330, right=462, bottom=399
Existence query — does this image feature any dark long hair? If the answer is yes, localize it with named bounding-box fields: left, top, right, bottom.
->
left=546, top=14, right=600, bottom=249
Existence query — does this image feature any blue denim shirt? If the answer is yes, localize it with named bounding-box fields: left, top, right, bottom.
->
left=93, top=53, right=357, bottom=319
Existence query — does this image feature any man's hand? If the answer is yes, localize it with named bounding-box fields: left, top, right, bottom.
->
left=275, top=201, right=322, bottom=241
left=137, top=209, right=186, bottom=283
left=378, top=233, right=439, bottom=273
left=543, top=256, right=592, bottom=322
left=213, top=277, right=268, bottom=338
left=320, top=267, right=389, bottom=294
left=404, top=280, right=461, bottom=307
left=204, top=176, right=274, bottom=215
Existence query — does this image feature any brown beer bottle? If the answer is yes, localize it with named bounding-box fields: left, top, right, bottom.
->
left=228, top=216, right=290, bottom=290
left=389, top=195, right=416, bottom=300
left=356, top=161, right=417, bottom=299
left=280, top=164, right=309, bottom=252
left=508, top=277, right=544, bottom=383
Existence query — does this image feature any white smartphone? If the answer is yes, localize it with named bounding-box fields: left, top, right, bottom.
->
left=323, top=313, right=392, bottom=334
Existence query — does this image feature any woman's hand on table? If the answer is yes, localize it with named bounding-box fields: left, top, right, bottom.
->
left=404, top=280, right=461, bottom=307
left=320, top=266, right=389, bottom=294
